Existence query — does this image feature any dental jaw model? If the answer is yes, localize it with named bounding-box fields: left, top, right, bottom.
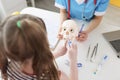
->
left=51, top=20, right=78, bottom=51
left=61, top=20, right=78, bottom=46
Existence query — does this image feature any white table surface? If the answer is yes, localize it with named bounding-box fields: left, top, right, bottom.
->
left=21, top=7, right=120, bottom=80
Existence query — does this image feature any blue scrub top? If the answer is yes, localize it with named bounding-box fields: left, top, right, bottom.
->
left=55, top=0, right=109, bottom=21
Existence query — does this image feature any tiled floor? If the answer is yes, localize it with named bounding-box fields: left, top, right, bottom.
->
left=34, top=0, right=120, bottom=27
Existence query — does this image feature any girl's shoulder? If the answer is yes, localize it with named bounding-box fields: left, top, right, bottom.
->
left=7, top=61, right=37, bottom=80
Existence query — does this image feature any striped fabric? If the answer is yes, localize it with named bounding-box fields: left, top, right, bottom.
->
left=7, top=61, right=37, bottom=80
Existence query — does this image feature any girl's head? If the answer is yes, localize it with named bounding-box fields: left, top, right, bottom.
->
left=0, top=14, right=59, bottom=80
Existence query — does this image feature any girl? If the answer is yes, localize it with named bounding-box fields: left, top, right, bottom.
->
left=0, top=14, right=78, bottom=80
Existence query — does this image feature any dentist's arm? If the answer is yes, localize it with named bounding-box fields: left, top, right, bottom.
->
left=86, top=16, right=103, bottom=33
left=77, top=16, right=103, bottom=41
left=57, top=9, right=68, bottom=39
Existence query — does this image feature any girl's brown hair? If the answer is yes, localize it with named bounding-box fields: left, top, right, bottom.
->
left=0, top=14, right=59, bottom=80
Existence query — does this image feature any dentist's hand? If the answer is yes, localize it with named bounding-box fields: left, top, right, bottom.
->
left=57, top=33, right=63, bottom=40
left=76, top=31, right=88, bottom=42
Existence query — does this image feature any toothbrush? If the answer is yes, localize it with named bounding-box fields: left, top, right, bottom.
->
left=94, top=55, right=108, bottom=74
left=78, top=24, right=84, bottom=37
left=68, top=39, right=72, bottom=47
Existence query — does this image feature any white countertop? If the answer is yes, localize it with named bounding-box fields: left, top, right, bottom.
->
left=21, top=7, right=120, bottom=80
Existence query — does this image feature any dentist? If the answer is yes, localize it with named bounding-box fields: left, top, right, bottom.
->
left=55, top=0, right=109, bottom=41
